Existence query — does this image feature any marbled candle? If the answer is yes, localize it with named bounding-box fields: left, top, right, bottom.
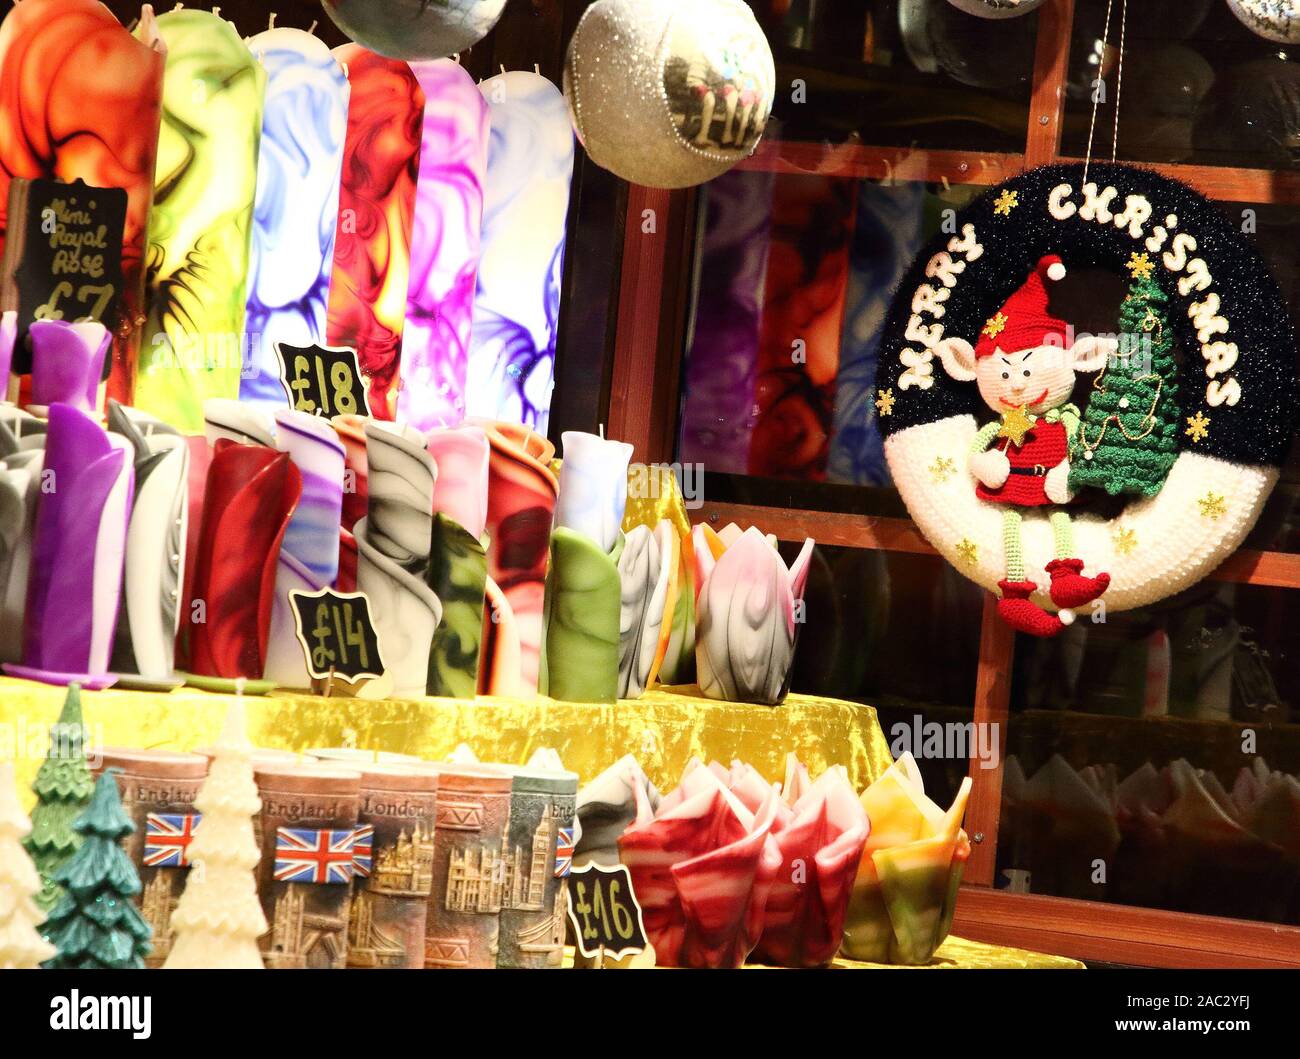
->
left=466, top=72, right=574, bottom=433
left=325, top=45, right=423, bottom=421
left=399, top=59, right=488, bottom=432
left=426, top=424, right=489, bottom=540
left=240, top=29, right=349, bottom=410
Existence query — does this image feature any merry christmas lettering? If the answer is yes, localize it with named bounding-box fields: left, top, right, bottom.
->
left=1048, top=182, right=1241, bottom=408
left=898, top=223, right=984, bottom=391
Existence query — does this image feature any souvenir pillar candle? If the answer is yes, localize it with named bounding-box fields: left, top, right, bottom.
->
left=540, top=431, right=633, bottom=703
left=325, top=46, right=423, bottom=420
left=353, top=421, right=441, bottom=699
left=254, top=763, right=361, bottom=969
left=347, top=764, right=439, bottom=969
left=8, top=404, right=133, bottom=689
left=133, top=9, right=266, bottom=432
left=425, top=425, right=490, bottom=698
left=0, top=0, right=165, bottom=408
left=240, top=29, right=349, bottom=410
left=398, top=60, right=488, bottom=431
left=425, top=765, right=512, bottom=968
left=471, top=419, right=558, bottom=696
left=93, top=748, right=208, bottom=968
left=263, top=410, right=346, bottom=688
left=498, top=766, right=579, bottom=969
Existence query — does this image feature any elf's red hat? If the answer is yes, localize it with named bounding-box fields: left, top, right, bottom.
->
left=974, top=255, right=1069, bottom=359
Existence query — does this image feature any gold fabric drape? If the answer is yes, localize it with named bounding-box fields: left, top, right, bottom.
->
left=0, top=678, right=893, bottom=806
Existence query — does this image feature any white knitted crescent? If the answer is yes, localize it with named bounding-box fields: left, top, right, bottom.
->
left=885, top=415, right=1276, bottom=613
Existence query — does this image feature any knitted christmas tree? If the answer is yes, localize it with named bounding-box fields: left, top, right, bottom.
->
left=165, top=699, right=268, bottom=968
left=42, top=771, right=152, bottom=969
left=24, top=683, right=94, bottom=914
left=0, top=762, right=57, bottom=968
left=1069, top=274, right=1180, bottom=497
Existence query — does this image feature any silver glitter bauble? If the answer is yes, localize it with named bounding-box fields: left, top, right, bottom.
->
left=319, top=0, right=508, bottom=61
left=1226, top=0, right=1300, bottom=43
left=944, top=0, right=1048, bottom=18
left=564, top=0, right=776, bottom=189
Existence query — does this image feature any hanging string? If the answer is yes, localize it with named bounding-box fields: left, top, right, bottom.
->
left=1082, top=0, right=1129, bottom=182
left=1111, top=0, right=1128, bottom=163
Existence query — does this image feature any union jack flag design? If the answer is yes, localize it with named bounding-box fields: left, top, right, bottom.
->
left=554, top=826, right=576, bottom=877
left=273, top=827, right=359, bottom=885
left=144, top=813, right=202, bottom=868
left=351, top=824, right=374, bottom=878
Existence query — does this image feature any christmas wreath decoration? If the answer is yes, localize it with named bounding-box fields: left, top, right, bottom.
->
left=876, top=162, right=1298, bottom=636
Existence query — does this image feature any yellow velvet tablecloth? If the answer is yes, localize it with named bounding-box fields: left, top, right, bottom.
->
left=0, top=677, right=894, bottom=806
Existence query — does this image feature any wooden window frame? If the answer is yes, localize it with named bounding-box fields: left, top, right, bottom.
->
left=604, top=0, right=1300, bottom=967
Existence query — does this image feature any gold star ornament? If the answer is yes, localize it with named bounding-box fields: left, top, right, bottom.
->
left=875, top=388, right=895, bottom=417
left=1185, top=410, right=1211, bottom=443
left=1113, top=527, right=1137, bottom=556
left=993, top=189, right=1019, bottom=217
left=1198, top=492, right=1227, bottom=521
left=929, top=455, right=957, bottom=483
left=982, top=312, right=1008, bottom=340
left=998, top=404, right=1035, bottom=447
left=955, top=538, right=978, bottom=565
left=1126, top=252, right=1155, bottom=280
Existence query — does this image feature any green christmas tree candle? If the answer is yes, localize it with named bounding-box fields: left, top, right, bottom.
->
left=24, top=684, right=94, bottom=914
left=43, top=771, right=152, bottom=969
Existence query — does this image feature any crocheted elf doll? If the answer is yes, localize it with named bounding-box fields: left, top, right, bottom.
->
left=937, top=255, right=1117, bottom=637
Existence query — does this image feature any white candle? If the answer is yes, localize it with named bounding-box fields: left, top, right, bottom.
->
left=553, top=431, right=633, bottom=553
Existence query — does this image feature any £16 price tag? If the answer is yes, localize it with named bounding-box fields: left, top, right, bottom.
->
left=288, top=588, right=385, bottom=684
left=565, top=863, right=648, bottom=962
left=276, top=341, right=370, bottom=419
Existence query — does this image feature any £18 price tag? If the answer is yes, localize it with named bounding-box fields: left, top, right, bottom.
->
left=276, top=341, right=369, bottom=419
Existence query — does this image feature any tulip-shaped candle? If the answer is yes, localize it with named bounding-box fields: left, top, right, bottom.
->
left=27, top=321, right=111, bottom=414
left=0, top=310, right=15, bottom=398
left=425, top=425, right=490, bottom=698
left=693, top=523, right=814, bottom=706
left=106, top=402, right=189, bottom=685
left=841, top=755, right=972, bottom=965
left=263, top=411, right=346, bottom=688
left=5, top=404, right=133, bottom=688
left=540, top=431, right=633, bottom=703
left=354, top=421, right=441, bottom=698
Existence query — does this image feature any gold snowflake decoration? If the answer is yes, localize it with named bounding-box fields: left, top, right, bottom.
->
left=955, top=538, right=978, bottom=565
left=982, top=312, right=1008, bottom=340
left=929, top=455, right=957, bottom=483
left=1185, top=410, right=1211, bottom=443
left=993, top=189, right=1019, bottom=217
left=1198, top=492, right=1227, bottom=521
left=1126, top=252, right=1155, bottom=280
left=875, top=388, right=896, bottom=417
left=1113, top=527, right=1138, bottom=556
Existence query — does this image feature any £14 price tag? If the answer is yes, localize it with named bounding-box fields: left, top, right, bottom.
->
left=288, top=588, right=385, bottom=684
left=276, top=341, right=370, bottom=419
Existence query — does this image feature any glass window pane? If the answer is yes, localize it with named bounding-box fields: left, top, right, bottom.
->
left=997, top=583, right=1300, bottom=924
left=1062, top=2, right=1300, bottom=170
left=752, top=0, right=1036, bottom=154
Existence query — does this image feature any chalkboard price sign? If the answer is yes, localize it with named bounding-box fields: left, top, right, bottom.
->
left=566, top=863, right=648, bottom=962
left=288, top=588, right=385, bottom=684
left=276, top=341, right=370, bottom=418
left=3, top=176, right=127, bottom=376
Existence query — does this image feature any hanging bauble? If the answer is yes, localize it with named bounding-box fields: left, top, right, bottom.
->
left=903, top=0, right=1037, bottom=89
left=563, top=0, right=776, bottom=189
left=318, top=0, right=508, bottom=61
left=1225, top=1, right=1300, bottom=43
left=944, top=0, right=1048, bottom=18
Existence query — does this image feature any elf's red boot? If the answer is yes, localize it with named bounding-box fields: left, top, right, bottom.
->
left=997, top=579, right=1068, bottom=637
left=1045, top=559, right=1110, bottom=610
